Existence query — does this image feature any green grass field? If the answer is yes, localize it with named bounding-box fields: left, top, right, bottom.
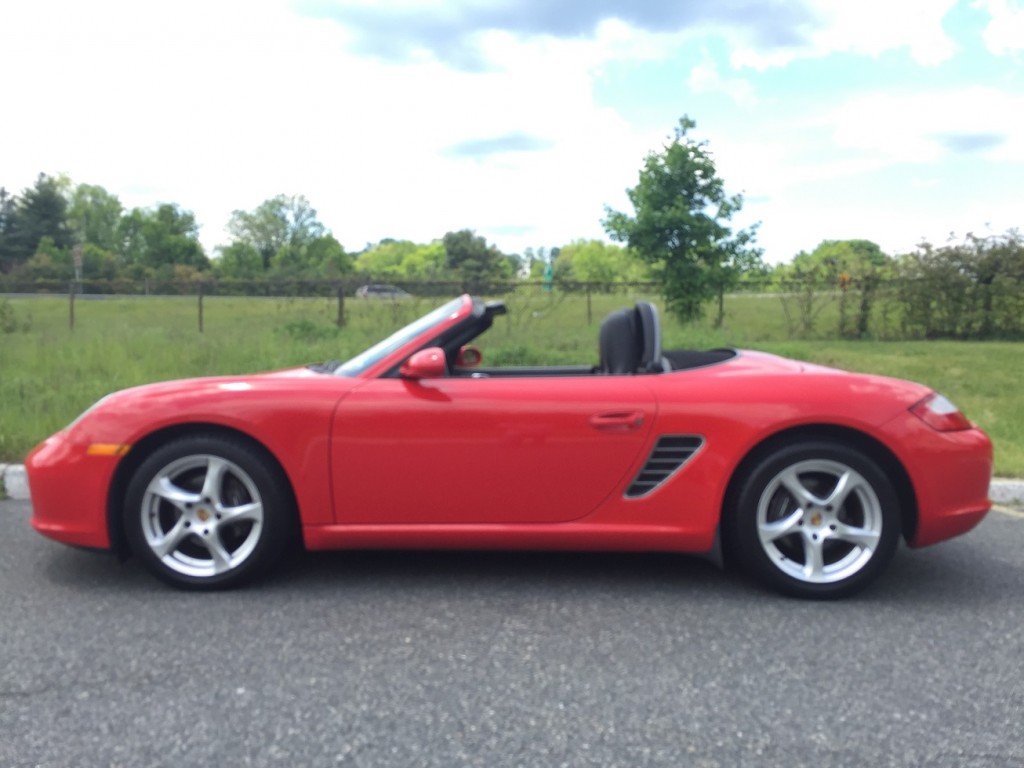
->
left=2, top=290, right=1020, bottom=475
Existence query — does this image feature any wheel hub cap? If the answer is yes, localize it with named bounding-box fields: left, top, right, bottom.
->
left=140, top=453, right=265, bottom=579
left=756, top=459, right=884, bottom=585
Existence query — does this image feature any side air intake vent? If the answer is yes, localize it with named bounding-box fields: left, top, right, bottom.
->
left=625, top=435, right=704, bottom=498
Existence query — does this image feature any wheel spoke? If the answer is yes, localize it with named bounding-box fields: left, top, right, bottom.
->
left=204, top=535, right=236, bottom=574
left=820, top=470, right=860, bottom=511
left=778, top=467, right=819, bottom=509
left=758, top=509, right=803, bottom=544
left=216, top=501, right=262, bottom=526
left=831, top=521, right=880, bottom=550
left=148, top=476, right=199, bottom=512
left=151, top=516, right=192, bottom=559
left=802, top=535, right=825, bottom=581
left=199, top=457, right=229, bottom=506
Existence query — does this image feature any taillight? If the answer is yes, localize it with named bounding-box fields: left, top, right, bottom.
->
left=910, top=393, right=973, bottom=432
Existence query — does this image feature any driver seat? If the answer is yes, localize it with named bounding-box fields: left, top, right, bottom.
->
left=598, top=301, right=668, bottom=374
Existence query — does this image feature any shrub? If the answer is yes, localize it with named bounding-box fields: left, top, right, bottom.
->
left=0, top=298, right=30, bottom=333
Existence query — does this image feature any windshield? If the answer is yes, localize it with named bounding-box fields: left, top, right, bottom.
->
left=336, top=297, right=466, bottom=377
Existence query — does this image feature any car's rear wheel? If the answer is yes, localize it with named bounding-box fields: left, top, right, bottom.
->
left=123, top=435, right=294, bottom=589
left=726, top=441, right=901, bottom=599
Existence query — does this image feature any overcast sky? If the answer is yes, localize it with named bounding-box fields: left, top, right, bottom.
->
left=3, top=0, right=1022, bottom=263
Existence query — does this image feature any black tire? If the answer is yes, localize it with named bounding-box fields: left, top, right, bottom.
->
left=725, top=441, right=901, bottom=599
left=123, top=434, right=295, bottom=590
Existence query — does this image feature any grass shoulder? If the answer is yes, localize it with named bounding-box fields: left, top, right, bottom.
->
left=2, top=293, right=1018, bottom=476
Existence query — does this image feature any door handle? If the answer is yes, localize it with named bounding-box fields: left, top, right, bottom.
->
left=589, top=411, right=645, bottom=431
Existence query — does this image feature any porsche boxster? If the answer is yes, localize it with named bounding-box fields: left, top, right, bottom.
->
left=26, top=295, right=993, bottom=597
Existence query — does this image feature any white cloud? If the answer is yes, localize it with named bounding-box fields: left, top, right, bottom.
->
left=688, top=57, right=758, bottom=107
left=2, top=0, right=1021, bottom=269
left=699, top=81, right=1024, bottom=262
left=730, top=0, right=959, bottom=69
left=828, top=87, right=1024, bottom=163
left=1, top=1, right=674, bottom=256
left=974, top=0, right=1024, bottom=55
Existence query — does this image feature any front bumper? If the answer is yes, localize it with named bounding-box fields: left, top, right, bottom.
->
left=26, top=433, right=119, bottom=550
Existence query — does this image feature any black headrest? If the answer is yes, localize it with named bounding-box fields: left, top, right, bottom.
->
left=599, top=307, right=642, bottom=374
left=599, top=302, right=665, bottom=374
left=635, top=301, right=663, bottom=372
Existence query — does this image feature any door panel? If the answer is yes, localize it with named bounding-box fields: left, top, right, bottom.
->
left=331, top=376, right=656, bottom=524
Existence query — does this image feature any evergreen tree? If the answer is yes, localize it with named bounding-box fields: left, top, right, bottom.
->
left=3, top=174, right=73, bottom=269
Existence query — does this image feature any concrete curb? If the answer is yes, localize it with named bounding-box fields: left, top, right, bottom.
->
left=2, top=461, right=1023, bottom=507
left=1, top=464, right=29, bottom=501
left=990, top=478, right=1024, bottom=507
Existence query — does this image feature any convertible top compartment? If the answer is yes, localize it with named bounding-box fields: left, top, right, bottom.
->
left=663, top=349, right=736, bottom=371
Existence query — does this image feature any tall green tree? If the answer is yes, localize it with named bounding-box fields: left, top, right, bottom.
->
left=355, top=239, right=445, bottom=280
left=603, top=117, right=759, bottom=322
left=14, top=236, right=71, bottom=281
left=67, top=183, right=124, bottom=255
left=227, top=194, right=326, bottom=271
left=119, top=204, right=208, bottom=275
left=3, top=173, right=73, bottom=269
left=270, top=233, right=352, bottom=278
left=442, top=229, right=513, bottom=284
left=354, top=239, right=419, bottom=279
left=214, top=242, right=263, bottom=279
left=0, top=187, right=16, bottom=272
left=553, top=239, right=648, bottom=286
left=778, top=239, right=890, bottom=337
left=784, top=239, right=888, bottom=280
left=397, top=240, right=446, bottom=280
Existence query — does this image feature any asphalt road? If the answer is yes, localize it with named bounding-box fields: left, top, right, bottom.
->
left=1, top=500, right=1021, bottom=768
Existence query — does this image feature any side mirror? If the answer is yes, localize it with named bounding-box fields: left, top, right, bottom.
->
left=456, top=345, right=483, bottom=368
left=400, top=347, right=446, bottom=380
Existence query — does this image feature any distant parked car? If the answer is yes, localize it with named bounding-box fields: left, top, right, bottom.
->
left=355, top=284, right=411, bottom=299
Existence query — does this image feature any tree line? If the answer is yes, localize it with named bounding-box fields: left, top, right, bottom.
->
left=0, top=176, right=525, bottom=288
left=2, top=114, right=1023, bottom=339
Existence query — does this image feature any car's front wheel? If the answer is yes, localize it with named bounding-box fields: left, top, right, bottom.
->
left=123, top=435, right=294, bottom=589
left=726, top=441, right=902, bottom=599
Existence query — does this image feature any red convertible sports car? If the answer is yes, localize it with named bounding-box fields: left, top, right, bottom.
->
left=27, top=295, right=993, bottom=598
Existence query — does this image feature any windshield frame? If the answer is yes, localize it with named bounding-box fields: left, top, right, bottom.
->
left=335, top=296, right=472, bottom=378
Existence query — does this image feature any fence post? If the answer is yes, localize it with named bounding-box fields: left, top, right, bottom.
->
left=336, top=284, right=346, bottom=328
left=586, top=284, right=592, bottom=325
left=68, top=281, right=76, bottom=331
left=198, top=282, right=204, bottom=333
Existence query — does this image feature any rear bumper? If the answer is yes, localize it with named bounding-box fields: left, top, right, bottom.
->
left=910, top=502, right=990, bottom=547
left=896, top=420, right=993, bottom=548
